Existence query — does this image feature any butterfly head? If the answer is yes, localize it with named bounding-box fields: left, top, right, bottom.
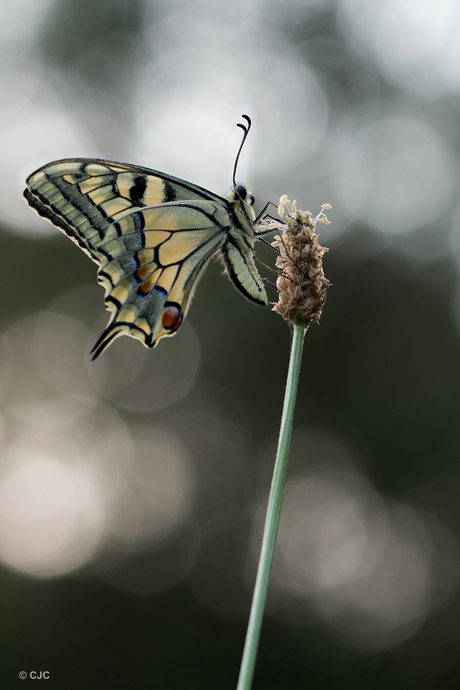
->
left=234, top=183, right=255, bottom=206
left=226, top=183, right=256, bottom=224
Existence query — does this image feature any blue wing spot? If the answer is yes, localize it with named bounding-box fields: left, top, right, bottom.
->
left=133, top=212, right=145, bottom=232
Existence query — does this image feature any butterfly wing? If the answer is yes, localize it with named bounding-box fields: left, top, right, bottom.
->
left=91, top=200, right=228, bottom=358
left=24, top=158, right=268, bottom=358
left=23, top=158, right=226, bottom=263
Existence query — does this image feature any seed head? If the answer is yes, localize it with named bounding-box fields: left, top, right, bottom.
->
left=257, top=197, right=330, bottom=327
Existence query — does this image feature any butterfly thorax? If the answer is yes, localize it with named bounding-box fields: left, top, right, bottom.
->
left=225, top=185, right=256, bottom=239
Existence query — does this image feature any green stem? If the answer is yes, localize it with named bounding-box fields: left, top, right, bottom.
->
left=237, top=321, right=307, bottom=690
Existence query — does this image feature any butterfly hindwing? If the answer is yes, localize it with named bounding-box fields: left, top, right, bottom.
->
left=91, top=201, right=229, bottom=358
left=24, top=157, right=268, bottom=357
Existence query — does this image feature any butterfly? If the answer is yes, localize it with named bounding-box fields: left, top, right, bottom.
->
left=23, top=115, right=269, bottom=359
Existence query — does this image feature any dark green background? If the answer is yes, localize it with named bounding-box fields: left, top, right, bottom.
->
left=2, top=1, right=460, bottom=688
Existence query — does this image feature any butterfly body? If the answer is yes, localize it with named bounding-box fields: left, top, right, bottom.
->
left=24, top=157, right=268, bottom=358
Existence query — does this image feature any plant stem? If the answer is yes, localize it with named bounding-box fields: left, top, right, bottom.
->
left=237, top=321, right=308, bottom=690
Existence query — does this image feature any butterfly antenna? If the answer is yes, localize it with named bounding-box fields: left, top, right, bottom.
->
left=233, top=114, right=252, bottom=186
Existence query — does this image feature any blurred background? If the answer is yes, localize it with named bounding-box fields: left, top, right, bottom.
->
left=2, top=0, right=460, bottom=687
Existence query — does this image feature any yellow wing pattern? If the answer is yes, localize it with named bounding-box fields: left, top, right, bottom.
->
left=24, top=158, right=268, bottom=358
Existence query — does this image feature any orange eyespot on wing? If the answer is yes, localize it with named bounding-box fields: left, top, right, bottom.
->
left=162, top=304, right=183, bottom=333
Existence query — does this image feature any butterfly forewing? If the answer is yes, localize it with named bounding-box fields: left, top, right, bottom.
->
left=24, top=159, right=224, bottom=261
left=24, top=157, right=268, bottom=357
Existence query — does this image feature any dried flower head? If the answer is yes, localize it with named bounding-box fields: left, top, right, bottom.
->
left=257, top=197, right=330, bottom=327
